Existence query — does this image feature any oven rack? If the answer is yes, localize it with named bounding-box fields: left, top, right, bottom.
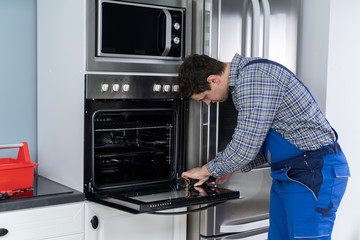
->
left=95, top=125, right=173, bottom=132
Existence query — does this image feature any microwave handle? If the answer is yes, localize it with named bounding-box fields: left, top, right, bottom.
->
left=159, top=9, right=172, bottom=56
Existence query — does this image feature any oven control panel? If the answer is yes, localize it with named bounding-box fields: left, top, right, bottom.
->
left=86, top=74, right=181, bottom=99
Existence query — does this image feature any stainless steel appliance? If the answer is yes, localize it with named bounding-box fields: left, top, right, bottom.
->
left=97, top=0, right=184, bottom=60
left=83, top=0, right=239, bottom=214
left=186, top=0, right=302, bottom=239
left=87, top=0, right=192, bottom=73
left=83, top=74, right=239, bottom=213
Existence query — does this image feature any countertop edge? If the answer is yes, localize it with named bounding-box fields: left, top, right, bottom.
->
left=0, top=175, right=85, bottom=212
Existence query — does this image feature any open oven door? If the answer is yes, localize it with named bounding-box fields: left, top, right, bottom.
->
left=87, top=181, right=240, bottom=214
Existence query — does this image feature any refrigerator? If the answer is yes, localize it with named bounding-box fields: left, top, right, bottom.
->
left=186, top=0, right=302, bottom=239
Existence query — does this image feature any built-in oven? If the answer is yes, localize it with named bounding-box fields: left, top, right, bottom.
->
left=87, top=0, right=192, bottom=73
left=84, top=74, right=239, bottom=214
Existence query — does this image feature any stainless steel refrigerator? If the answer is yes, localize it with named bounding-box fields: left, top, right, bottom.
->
left=186, top=0, right=302, bottom=239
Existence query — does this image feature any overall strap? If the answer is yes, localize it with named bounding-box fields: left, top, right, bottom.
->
left=242, top=58, right=295, bottom=76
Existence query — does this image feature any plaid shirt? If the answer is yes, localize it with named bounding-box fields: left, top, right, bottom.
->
left=207, top=53, right=336, bottom=177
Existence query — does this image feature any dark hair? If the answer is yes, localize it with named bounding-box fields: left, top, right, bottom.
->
left=178, top=54, right=226, bottom=99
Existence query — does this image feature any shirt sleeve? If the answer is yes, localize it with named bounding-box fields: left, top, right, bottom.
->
left=207, top=68, right=285, bottom=177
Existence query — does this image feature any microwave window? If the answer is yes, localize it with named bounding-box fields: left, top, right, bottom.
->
left=100, top=2, right=181, bottom=57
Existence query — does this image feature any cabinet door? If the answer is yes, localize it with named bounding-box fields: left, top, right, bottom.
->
left=0, top=202, right=84, bottom=240
left=85, top=202, right=186, bottom=240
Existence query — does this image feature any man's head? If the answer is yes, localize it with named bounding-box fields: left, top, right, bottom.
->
left=178, top=54, right=228, bottom=104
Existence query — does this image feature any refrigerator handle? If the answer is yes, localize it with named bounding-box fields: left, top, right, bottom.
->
left=250, top=0, right=260, bottom=57
left=261, top=0, right=271, bottom=58
left=220, top=218, right=269, bottom=233
left=241, top=0, right=260, bottom=57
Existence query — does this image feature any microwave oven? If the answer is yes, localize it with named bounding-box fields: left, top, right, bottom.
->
left=87, top=0, right=191, bottom=73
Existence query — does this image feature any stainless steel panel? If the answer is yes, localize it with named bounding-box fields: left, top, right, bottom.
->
left=85, top=74, right=181, bottom=99
left=200, top=168, right=271, bottom=239
left=215, top=168, right=271, bottom=224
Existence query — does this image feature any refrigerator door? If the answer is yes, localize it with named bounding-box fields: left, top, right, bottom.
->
left=187, top=0, right=302, bottom=239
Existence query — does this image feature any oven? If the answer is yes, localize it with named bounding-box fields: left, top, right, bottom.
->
left=84, top=74, right=239, bottom=214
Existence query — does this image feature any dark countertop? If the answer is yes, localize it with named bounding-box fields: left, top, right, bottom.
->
left=0, top=175, right=84, bottom=212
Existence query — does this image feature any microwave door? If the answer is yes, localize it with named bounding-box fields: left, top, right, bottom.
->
left=89, top=184, right=240, bottom=214
left=100, top=1, right=163, bottom=57
left=98, top=1, right=182, bottom=59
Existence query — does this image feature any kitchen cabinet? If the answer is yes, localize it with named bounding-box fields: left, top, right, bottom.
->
left=0, top=202, right=84, bottom=240
left=85, top=202, right=186, bottom=240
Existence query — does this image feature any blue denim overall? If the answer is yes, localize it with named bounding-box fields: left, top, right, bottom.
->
left=243, top=59, right=350, bottom=239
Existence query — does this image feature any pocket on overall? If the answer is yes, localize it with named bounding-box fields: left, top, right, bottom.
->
left=314, top=162, right=349, bottom=221
left=327, top=164, right=350, bottom=209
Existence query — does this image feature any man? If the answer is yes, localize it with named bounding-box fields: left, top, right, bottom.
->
left=178, top=53, right=350, bottom=240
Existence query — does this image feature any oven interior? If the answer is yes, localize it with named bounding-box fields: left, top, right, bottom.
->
left=92, top=108, right=179, bottom=189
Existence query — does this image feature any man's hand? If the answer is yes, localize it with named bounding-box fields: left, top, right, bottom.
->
left=181, top=165, right=212, bottom=187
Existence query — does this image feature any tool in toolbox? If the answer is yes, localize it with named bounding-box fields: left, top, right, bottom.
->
left=0, top=142, right=38, bottom=196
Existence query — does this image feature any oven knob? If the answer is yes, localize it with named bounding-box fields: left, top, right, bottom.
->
left=163, top=84, right=171, bottom=92
left=122, top=84, right=130, bottom=92
left=112, top=83, right=120, bottom=92
left=173, top=22, right=180, bottom=30
left=173, top=36, right=180, bottom=45
left=101, top=83, right=109, bottom=92
left=153, top=84, right=162, bottom=92
left=172, top=85, right=180, bottom=92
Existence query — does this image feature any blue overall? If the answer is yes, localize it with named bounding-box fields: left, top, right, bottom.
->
left=243, top=59, right=350, bottom=239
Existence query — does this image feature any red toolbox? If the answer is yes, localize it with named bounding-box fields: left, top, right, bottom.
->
left=0, top=142, right=38, bottom=191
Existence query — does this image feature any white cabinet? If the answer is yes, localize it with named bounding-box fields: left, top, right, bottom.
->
left=85, top=201, right=186, bottom=240
left=0, top=202, right=84, bottom=240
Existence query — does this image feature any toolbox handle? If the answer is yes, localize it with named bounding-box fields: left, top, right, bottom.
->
left=0, top=142, right=32, bottom=164
left=0, top=143, right=24, bottom=149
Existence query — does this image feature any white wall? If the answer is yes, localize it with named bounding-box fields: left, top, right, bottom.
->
left=326, top=0, right=360, bottom=239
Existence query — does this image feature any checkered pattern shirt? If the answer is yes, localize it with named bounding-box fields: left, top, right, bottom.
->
left=207, top=53, right=336, bottom=177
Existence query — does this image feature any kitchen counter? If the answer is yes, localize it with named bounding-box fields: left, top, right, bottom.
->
left=0, top=175, right=84, bottom=212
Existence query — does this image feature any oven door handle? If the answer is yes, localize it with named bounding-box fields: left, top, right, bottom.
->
left=148, top=201, right=225, bottom=215
left=157, top=9, right=172, bottom=56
